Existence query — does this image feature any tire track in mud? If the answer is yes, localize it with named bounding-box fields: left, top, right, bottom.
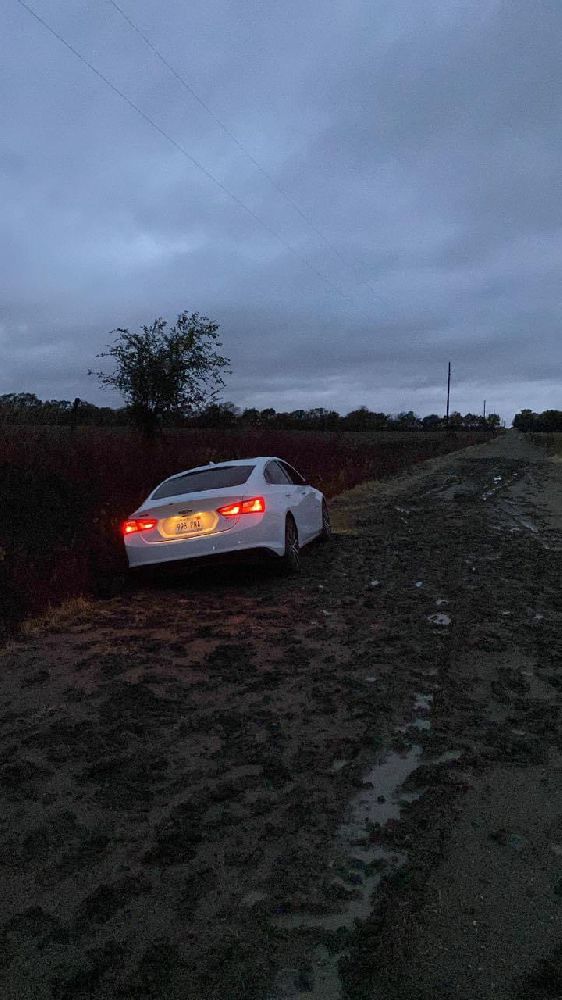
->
left=1, top=433, right=561, bottom=999
left=328, top=436, right=562, bottom=1000
left=265, top=447, right=532, bottom=999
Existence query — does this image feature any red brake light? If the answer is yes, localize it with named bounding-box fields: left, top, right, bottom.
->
left=122, top=518, right=157, bottom=535
left=217, top=496, right=266, bottom=517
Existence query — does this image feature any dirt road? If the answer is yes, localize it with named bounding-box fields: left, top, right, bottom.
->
left=1, top=431, right=561, bottom=999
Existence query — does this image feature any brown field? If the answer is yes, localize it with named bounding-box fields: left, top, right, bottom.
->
left=0, top=426, right=489, bottom=635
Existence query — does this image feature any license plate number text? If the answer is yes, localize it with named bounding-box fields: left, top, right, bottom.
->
left=176, top=518, right=202, bottom=534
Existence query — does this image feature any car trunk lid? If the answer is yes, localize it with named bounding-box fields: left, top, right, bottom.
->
left=132, top=488, right=248, bottom=541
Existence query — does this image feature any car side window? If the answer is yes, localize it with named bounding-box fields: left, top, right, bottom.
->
left=279, top=461, right=305, bottom=485
left=264, top=461, right=291, bottom=485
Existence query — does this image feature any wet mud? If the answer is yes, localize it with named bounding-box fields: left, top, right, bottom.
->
left=1, top=432, right=562, bottom=999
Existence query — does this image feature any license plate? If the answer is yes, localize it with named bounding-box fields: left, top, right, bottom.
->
left=175, top=517, right=202, bottom=535
left=159, top=510, right=218, bottom=539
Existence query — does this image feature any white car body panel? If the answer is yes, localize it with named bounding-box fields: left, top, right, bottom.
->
left=123, top=456, right=326, bottom=569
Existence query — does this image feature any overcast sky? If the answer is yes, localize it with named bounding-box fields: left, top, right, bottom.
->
left=3, top=0, right=562, bottom=421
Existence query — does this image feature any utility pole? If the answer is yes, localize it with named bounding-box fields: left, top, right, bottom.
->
left=483, top=400, right=486, bottom=420
left=446, top=362, right=451, bottom=426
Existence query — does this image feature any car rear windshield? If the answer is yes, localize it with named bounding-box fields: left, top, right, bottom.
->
left=151, top=465, right=255, bottom=499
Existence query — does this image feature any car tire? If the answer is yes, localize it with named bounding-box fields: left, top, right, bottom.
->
left=279, top=514, right=300, bottom=574
left=319, top=499, right=332, bottom=542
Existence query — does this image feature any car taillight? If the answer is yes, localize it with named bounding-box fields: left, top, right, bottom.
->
left=122, top=518, right=158, bottom=535
left=217, top=496, right=266, bottom=517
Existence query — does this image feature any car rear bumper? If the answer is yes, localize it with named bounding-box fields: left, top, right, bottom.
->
left=124, top=521, right=285, bottom=567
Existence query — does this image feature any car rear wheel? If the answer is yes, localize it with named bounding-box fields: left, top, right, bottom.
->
left=319, top=499, right=332, bottom=542
left=279, top=514, right=300, bottom=574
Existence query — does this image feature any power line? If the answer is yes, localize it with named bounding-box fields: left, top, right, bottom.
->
left=14, top=0, right=353, bottom=303
left=107, top=0, right=382, bottom=300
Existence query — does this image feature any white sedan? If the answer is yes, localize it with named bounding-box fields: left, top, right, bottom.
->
left=122, top=456, right=331, bottom=573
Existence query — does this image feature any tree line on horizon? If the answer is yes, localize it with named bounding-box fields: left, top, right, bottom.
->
left=2, top=313, right=504, bottom=436
left=0, top=392, right=500, bottom=433
left=512, top=409, right=562, bottom=432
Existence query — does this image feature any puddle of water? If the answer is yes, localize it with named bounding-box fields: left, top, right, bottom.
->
left=434, top=749, right=462, bottom=764
left=275, top=844, right=405, bottom=936
left=302, top=947, right=341, bottom=1000
left=405, top=693, right=433, bottom=732
left=517, top=516, right=539, bottom=533
left=267, top=946, right=343, bottom=1000
left=427, top=613, right=451, bottom=626
left=331, top=759, right=348, bottom=773
left=498, top=501, right=540, bottom=534
left=346, top=745, right=422, bottom=832
left=269, top=696, right=463, bottom=999
left=274, top=744, right=422, bottom=945
left=398, top=790, right=422, bottom=805
left=482, top=472, right=516, bottom=500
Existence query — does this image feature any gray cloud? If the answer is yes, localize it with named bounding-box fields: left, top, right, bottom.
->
left=3, top=0, right=562, bottom=422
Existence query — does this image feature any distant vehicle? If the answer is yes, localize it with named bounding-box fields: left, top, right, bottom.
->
left=122, top=457, right=331, bottom=574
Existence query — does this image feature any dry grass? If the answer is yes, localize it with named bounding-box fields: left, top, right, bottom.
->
left=19, top=596, right=96, bottom=637
left=530, top=432, right=562, bottom=457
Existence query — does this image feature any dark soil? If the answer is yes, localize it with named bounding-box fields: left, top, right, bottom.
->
left=1, top=431, right=561, bottom=999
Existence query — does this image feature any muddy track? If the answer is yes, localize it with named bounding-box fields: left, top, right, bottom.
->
left=1, top=432, right=561, bottom=999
